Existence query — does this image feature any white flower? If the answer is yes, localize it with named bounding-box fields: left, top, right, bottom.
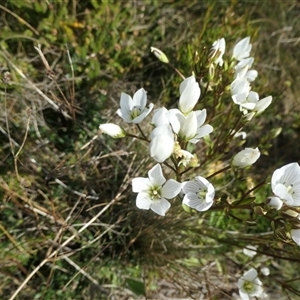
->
left=99, top=123, right=126, bottom=138
left=291, top=228, right=300, bottom=246
left=189, top=109, right=213, bottom=143
left=234, top=58, right=258, bottom=82
left=243, top=245, right=257, bottom=257
left=152, top=107, right=181, bottom=134
left=233, top=37, right=252, bottom=61
left=239, top=91, right=272, bottom=116
left=132, top=164, right=182, bottom=216
left=178, top=111, right=198, bottom=141
left=237, top=268, right=263, bottom=300
left=210, top=38, right=226, bottom=66
left=231, top=77, right=251, bottom=105
left=149, top=125, right=175, bottom=163
left=176, top=109, right=213, bottom=144
left=271, top=162, right=300, bottom=206
left=117, top=88, right=153, bottom=123
left=176, top=149, right=198, bottom=168
left=182, top=176, right=215, bottom=212
left=178, top=75, right=201, bottom=115
left=232, top=147, right=260, bottom=168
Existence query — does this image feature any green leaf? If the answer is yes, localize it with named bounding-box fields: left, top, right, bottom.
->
left=125, top=278, right=146, bottom=296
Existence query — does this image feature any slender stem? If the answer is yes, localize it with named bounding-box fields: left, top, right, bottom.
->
left=207, top=165, right=231, bottom=180
left=234, top=180, right=267, bottom=206
left=136, top=124, right=150, bottom=142
left=126, top=133, right=148, bottom=142
left=14, top=111, right=31, bottom=181
left=168, top=63, right=185, bottom=80
left=4, top=86, right=14, bottom=156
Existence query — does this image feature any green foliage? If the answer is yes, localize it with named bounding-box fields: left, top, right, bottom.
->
left=1, top=1, right=300, bottom=299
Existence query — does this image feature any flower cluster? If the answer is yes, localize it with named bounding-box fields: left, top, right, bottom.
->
left=97, top=36, right=291, bottom=298
left=98, top=37, right=271, bottom=217
left=149, top=75, right=213, bottom=163
left=99, top=73, right=216, bottom=216
left=230, top=37, right=272, bottom=120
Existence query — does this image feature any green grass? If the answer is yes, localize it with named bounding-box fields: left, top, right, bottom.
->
left=1, top=1, right=300, bottom=299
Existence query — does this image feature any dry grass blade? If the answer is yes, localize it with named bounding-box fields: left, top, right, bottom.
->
left=8, top=181, right=128, bottom=300
left=0, top=50, right=72, bottom=119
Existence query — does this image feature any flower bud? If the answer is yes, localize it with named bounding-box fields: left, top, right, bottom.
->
left=99, top=123, right=126, bottom=138
left=150, top=47, right=169, bottom=64
left=231, top=147, right=260, bottom=168
left=260, top=267, right=270, bottom=276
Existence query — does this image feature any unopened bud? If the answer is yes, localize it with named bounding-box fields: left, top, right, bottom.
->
left=231, top=147, right=260, bottom=168
left=99, top=123, right=126, bottom=139
left=150, top=47, right=169, bottom=64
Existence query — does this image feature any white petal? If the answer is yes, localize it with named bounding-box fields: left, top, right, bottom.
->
left=183, top=194, right=213, bottom=211
left=231, top=78, right=250, bottom=98
left=120, top=92, right=133, bottom=111
left=148, top=164, right=166, bottom=186
left=132, top=88, right=147, bottom=108
left=183, top=193, right=201, bottom=207
left=242, top=268, right=258, bottom=281
left=247, top=91, right=259, bottom=103
left=291, top=229, right=300, bottom=246
left=206, top=183, right=215, bottom=202
left=232, top=93, right=248, bottom=105
left=267, top=196, right=283, bottom=210
left=150, top=124, right=172, bottom=139
left=152, top=107, right=169, bottom=127
left=195, top=176, right=210, bottom=188
left=179, top=76, right=200, bottom=114
left=132, top=103, right=154, bottom=124
left=151, top=198, right=171, bottom=216
left=182, top=180, right=200, bottom=194
left=169, top=109, right=184, bottom=133
left=271, top=163, right=300, bottom=204
left=235, top=57, right=254, bottom=70
left=195, top=109, right=207, bottom=127
left=255, top=96, right=272, bottom=114
left=240, top=102, right=256, bottom=110
left=211, top=38, right=226, bottom=66
left=233, top=37, right=252, bottom=61
left=132, top=177, right=152, bottom=193
left=136, top=192, right=152, bottom=210
left=238, top=289, right=250, bottom=300
left=168, top=109, right=182, bottom=134
left=150, top=134, right=174, bottom=163
left=190, top=124, right=213, bottom=143
left=273, top=183, right=294, bottom=205
left=179, top=75, right=195, bottom=94
left=180, top=112, right=198, bottom=141
left=246, top=69, right=258, bottom=82
left=161, top=179, right=182, bottom=199
left=117, top=108, right=132, bottom=123
left=271, top=163, right=300, bottom=188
